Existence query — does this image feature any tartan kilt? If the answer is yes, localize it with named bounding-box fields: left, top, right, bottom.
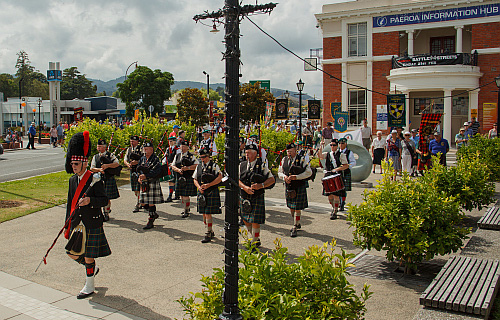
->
left=103, top=176, right=120, bottom=200
left=66, top=227, right=111, bottom=259
left=197, top=188, right=222, bottom=215
left=175, top=175, right=197, bottom=197
left=240, top=193, right=266, bottom=224
left=130, top=172, right=140, bottom=192
left=342, top=170, right=352, bottom=192
left=139, top=179, right=164, bottom=204
left=286, top=184, right=308, bottom=210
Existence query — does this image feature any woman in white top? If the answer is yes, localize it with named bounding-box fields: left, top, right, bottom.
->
left=371, top=131, right=385, bottom=174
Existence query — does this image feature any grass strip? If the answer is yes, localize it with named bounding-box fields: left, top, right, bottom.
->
left=0, top=169, right=131, bottom=223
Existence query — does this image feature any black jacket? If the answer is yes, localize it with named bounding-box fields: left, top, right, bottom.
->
left=65, top=173, right=108, bottom=229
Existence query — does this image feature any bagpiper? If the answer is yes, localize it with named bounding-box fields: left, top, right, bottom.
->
left=278, top=142, right=312, bottom=237
left=90, top=139, right=120, bottom=221
left=319, top=139, right=349, bottom=219
left=123, top=135, right=142, bottom=212
left=193, top=148, right=223, bottom=243
left=162, top=136, right=180, bottom=202
left=199, top=129, right=217, bottom=156
left=247, top=133, right=268, bottom=165
left=137, top=142, right=164, bottom=229
left=64, top=131, right=111, bottom=299
left=239, top=144, right=275, bottom=247
left=171, top=140, right=199, bottom=218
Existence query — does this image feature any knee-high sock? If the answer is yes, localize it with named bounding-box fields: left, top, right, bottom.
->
left=295, top=211, right=301, bottom=226
left=206, top=216, right=213, bottom=232
left=169, top=185, right=174, bottom=196
left=148, top=205, right=156, bottom=218
left=246, top=224, right=253, bottom=237
left=85, top=261, right=96, bottom=277
left=74, top=255, right=85, bottom=265
left=184, top=200, right=190, bottom=212
left=334, top=199, right=340, bottom=213
left=252, top=225, right=260, bottom=241
left=328, top=197, right=334, bottom=208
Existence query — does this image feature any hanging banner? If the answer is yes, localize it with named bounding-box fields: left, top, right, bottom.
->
left=337, top=130, right=363, bottom=144
left=265, top=101, right=274, bottom=124
left=418, top=113, right=442, bottom=150
left=308, top=100, right=321, bottom=120
left=74, top=107, right=83, bottom=122
left=330, top=102, right=341, bottom=118
left=334, top=111, right=348, bottom=133
left=483, top=103, right=497, bottom=130
left=392, top=53, right=468, bottom=68
left=387, top=94, right=406, bottom=127
left=275, top=99, right=288, bottom=119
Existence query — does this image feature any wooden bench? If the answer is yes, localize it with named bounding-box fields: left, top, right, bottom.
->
left=420, top=256, right=500, bottom=319
left=477, top=207, right=500, bottom=230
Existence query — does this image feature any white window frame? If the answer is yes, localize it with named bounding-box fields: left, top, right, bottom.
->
left=348, top=89, right=367, bottom=126
left=348, top=22, right=367, bottom=57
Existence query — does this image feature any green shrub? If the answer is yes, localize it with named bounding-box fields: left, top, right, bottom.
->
left=348, top=161, right=470, bottom=273
left=420, top=156, right=495, bottom=212
left=457, top=135, right=500, bottom=181
left=178, top=238, right=371, bottom=320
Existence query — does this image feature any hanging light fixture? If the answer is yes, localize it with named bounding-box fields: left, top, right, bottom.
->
left=210, top=22, right=220, bottom=33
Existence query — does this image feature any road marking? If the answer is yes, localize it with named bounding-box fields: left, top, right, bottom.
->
left=0, top=165, right=64, bottom=178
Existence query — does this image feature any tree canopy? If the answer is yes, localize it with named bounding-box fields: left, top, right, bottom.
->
left=240, top=82, right=274, bottom=123
left=116, top=65, right=174, bottom=118
left=14, top=50, right=49, bottom=99
left=200, top=88, right=222, bottom=102
left=61, top=66, right=97, bottom=100
left=0, top=74, right=18, bottom=101
left=176, top=88, right=209, bottom=127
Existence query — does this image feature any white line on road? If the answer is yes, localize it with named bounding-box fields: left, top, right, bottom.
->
left=0, top=165, right=64, bottom=177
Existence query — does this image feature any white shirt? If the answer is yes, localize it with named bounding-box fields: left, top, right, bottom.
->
left=372, top=137, right=386, bottom=149
left=192, top=161, right=221, bottom=179
left=339, top=147, right=356, bottom=168
left=360, top=126, right=372, bottom=139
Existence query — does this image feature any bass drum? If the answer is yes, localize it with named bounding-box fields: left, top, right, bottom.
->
left=321, top=174, right=344, bottom=194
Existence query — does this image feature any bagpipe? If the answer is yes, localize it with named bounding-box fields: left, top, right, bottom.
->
left=98, top=132, right=123, bottom=178
left=176, top=154, right=195, bottom=187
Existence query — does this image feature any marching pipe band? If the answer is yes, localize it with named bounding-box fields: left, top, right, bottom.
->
left=51, top=126, right=357, bottom=299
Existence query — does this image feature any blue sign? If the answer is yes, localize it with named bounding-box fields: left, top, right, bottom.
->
left=374, top=3, right=500, bottom=28
left=47, top=70, right=62, bottom=81
left=377, top=113, right=388, bottom=121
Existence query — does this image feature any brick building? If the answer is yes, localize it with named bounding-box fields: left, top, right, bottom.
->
left=315, top=0, right=500, bottom=143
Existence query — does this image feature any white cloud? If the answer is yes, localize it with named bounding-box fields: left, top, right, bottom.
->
left=0, top=0, right=330, bottom=98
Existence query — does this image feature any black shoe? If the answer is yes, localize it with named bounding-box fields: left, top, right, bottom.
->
left=330, top=212, right=338, bottom=220
left=295, top=223, right=301, bottom=229
left=133, top=205, right=140, bottom=213
left=339, top=205, right=345, bottom=212
left=143, top=218, right=155, bottom=229
left=201, top=231, right=215, bottom=243
left=103, top=212, right=110, bottom=222
left=151, top=212, right=159, bottom=220
left=165, top=196, right=173, bottom=203
left=77, top=291, right=94, bottom=299
left=290, top=227, right=298, bottom=237
left=181, top=211, right=190, bottom=218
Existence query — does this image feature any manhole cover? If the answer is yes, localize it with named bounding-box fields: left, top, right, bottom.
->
left=0, top=200, right=23, bottom=208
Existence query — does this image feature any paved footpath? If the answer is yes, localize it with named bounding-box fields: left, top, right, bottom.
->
left=1, top=149, right=487, bottom=320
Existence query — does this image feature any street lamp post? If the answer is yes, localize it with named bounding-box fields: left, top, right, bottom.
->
left=203, top=71, right=210, bottom=101
left=495, top=75, right=500, bottom=128
left=38, top=99, right=42, bottom=144
left=125, top=61, right=138, bottom=80
left=296, top=79, right=304, bottom=139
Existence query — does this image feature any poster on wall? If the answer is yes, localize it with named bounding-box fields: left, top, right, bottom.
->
left=330, top=102, right=341, bottom=118
left=275, top=99, right=288, bottom=119
left=308, top=100, right=321, bottom=119
left=387, top=94, right=406, bottom=127
left=483, top=103, right=497, bottom=130
left=376, top=105, right=388, bottom=130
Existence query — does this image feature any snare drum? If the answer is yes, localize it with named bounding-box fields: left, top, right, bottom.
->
left=321, top=174, right=345, bottom=194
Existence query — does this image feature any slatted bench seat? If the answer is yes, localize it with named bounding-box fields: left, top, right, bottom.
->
left=477, top=207, right=500, bottom=230
left=420, top=256, right=500, bottom=319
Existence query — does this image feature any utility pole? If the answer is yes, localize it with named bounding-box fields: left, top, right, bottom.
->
left=194, top=2, right=276, bottom=319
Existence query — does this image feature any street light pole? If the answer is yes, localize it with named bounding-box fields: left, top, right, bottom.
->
left=495, top=75, right=500, bottom=128
left=125, top=61, right=138, bottom=80
left=38, top=99, right=42, bottom=144
left=203, top=71, right=210, bottom=101
left=296, top=79, right=304, bottom=140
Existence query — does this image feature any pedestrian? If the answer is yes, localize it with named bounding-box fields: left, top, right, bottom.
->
left=239, top=144, right=275, bottom=248
left=193, top=148, right=223, bottom=243
left=470, top=116, right=480, bottom=136
left=278, top=142, right=312, bottom=237
left=401, top=131, right=417, bottom=176
left=290, top=120, right=297, bottom=135
left=337, top=138, right=354, bottom=211
left=371, top=131, right=385, bottom=174
left=170, top=125, right=180, bottom=138
left=360, top=119, right=372, bottom=150
left=385, top=130, right=401, bottom=180
left=416, top=135, right=432, bottom=176
left=57, top=122, right=64, bottom=146
left=321, top=121, right=334, bottom=146
left=138, top=142, right=164, bottom=229
left=313, top=126, right=322, bottom=149
left=429, top=131, right=449, bottom=166
left=26, top=122, right=36, bottom=149
left=176, top=130, right=186, bottom=147
left=171, top=140, right=198, bottom=218
left=463, top=122, right=473, bottom=142
left=302, top=121, right=314, bottom=147
left=455, top=128, right=467, bottom=149
left=64, top=131, right=111, bottom=299
left=319, top=139, right=349, bottom=219
left=199, top=129, right=217, bottom=156
left=90, top=139, right=121, bottom=221
left=488, top=123, right=498, bottom=139
left=123, top=135, right=142, bottom=212
left=50, top=125, right=58, bottom=147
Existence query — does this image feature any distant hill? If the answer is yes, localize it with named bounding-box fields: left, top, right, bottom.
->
left=90, top=77, right=314, bottom=101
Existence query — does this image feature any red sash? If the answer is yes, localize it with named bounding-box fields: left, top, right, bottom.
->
left=64, top=171, right=92, bottom=239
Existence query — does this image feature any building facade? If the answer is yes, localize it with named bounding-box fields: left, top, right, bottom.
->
left=316, top=0, right=500, bottom=143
